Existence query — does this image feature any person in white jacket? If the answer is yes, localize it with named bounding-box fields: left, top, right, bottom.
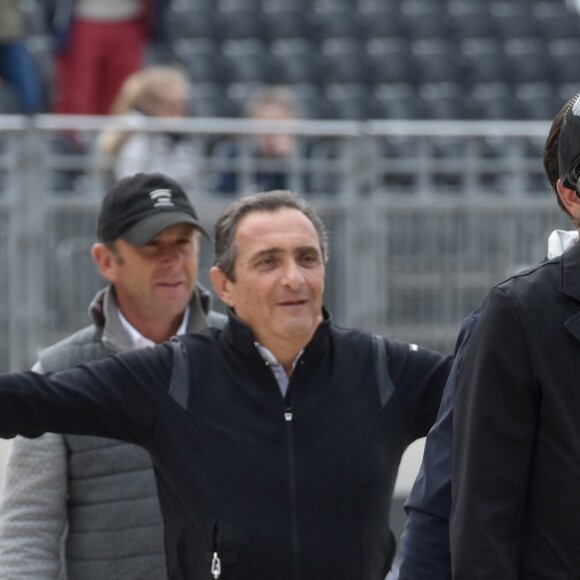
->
left=98, top=65, right=201, bottom=190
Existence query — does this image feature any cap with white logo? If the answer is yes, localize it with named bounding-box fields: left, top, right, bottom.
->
left=97, top=172, right=208, bottom=245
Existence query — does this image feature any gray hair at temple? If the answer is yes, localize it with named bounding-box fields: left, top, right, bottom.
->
left=213, top=190, right=329, bottom=281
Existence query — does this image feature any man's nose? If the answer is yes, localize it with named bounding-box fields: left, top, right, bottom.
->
left=281, top=260, right=305, bottom=289
left=160, top=246, right=183, bottom=266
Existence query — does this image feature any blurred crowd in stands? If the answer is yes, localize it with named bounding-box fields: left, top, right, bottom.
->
left=3, top=0, right=580, bottom=121
left=1, top=0, right=580, bottom=196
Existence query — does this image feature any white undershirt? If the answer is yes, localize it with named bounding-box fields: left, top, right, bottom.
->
left=254, top=342, right=303, bottom=397
left=117, top=307, right=190, bottom=349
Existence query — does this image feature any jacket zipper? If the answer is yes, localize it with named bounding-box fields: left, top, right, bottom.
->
left=285, top=405, right=300, bottom=580
left=211, top=522, right=221, bottom=578
left=210, top=553, right=221, bottom=579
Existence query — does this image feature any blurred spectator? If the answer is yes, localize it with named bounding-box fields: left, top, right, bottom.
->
left=45, top=0, right=171, bottom=115
left=214, top=85, right=317, bottom=195
left=0, top=0, right=43, bottom=114
left=97, top=65, right=198, bottom=187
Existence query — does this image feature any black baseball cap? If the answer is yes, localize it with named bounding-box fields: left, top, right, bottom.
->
left=97, top=173, right=208, bottom=245
left=559, top=91, right=580, bottom=190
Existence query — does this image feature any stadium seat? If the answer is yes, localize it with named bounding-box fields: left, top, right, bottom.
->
left=505, top=38, right=555, bottom=86
left=402, top=0, right=452, bottom=40
left=320, top=39, right=373, bottom=86
left=262, top=0, right=311, bottom=12
left=261, top=8, right=313, bottom=42
left=0, top=85, right=23, bottom=115
left=190, top=83, right=239, bottom=117
left=470, top=82, right=523, bottom=120
left=166, top=5, right=220, bottom=42
left=218, top=0, right=262, bottom=10
left=270, top=40, right=322, bottom=85
left=490, top=2, right=542, bottom=41
left=373, top=83, right=429, bottom=119
left=558, top=83, right=580, bottom=106
left=412, top=39, right=465, bottom=85
left=174, top=40, right=229, bottom=85
left=312, top=5, right=365, bottom=41
left=360, top=5, right=410, bottom=41
left=515, top=82, right=561, bottom=121
left=533, top=1, right=580, bottom=41
left=367, top=38, right=419, bottom=86
left=449, top=2, right=499, bottom=41
left=225, top=82, right=263, bottom=115
left=292, top=83, right=335, bottom=119
left=462, top=38, right=512, bottom=86
left=549, top=39, right=580, bottom=85
left=217, top=8, right=266, bottom=42
left=325, top=83, right=383, bottom=120
left=419, top=82, right=473, bottom=120
left=221, top=40, right=276, bottom=85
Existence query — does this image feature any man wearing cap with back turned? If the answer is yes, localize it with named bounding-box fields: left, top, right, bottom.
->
left=450, top=90, right=580, bottom=579
left=0, top=172, right=225, bottom=579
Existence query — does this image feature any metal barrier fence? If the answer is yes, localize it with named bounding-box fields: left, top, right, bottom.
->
left=0, top=115, right=570, bottom=372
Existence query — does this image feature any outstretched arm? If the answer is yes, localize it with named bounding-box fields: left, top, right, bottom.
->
left=0, top=343, right=174, bottom=443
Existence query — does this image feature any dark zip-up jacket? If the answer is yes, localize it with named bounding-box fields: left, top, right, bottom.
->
left=0, top=310, right=451, bottom=580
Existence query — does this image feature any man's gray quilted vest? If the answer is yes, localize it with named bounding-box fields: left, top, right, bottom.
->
left=39, top=325, right=167, bottom=580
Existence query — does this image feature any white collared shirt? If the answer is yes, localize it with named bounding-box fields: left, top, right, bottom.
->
left=117, top=307, right=190, bottom=349
left=255, top=342, right=303, bottom=397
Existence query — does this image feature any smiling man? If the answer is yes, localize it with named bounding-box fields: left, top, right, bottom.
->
left=0, top=172, right=225, bottom=579
left=210, top=204, right=325, bottom=374
left=0, top=190, right=451, bottom=580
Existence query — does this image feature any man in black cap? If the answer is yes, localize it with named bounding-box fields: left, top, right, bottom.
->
left=0, top=172, right=225, bottom=579
left=451, top=91, right=580, bottom=579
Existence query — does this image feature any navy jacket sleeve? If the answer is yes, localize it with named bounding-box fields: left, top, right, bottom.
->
left=386, top=340, right=453, bottom=443
left=0, top=343, right=174, bottom=446
left=395, top=309, right=480, bottom=580
left=450, top=288, right=539, bottom=579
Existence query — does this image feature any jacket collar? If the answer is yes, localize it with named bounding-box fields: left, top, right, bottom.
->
left=89, top=283, right=214, bottom=353
left=560, top=237, right=580, bottom=302
left=558, top=238, right=580, bottom=344
left=222, top=306, right=332, bottom=360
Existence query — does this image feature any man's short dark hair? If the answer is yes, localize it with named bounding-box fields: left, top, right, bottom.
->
left=213, top=190, right=328, bottom=281
left=544, top=95, right=576, bottom=218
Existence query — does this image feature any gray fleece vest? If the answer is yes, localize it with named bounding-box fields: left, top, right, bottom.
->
left=40, top=325, right=168, bottom=580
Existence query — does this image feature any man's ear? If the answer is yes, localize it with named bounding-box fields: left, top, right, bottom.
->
left=91, top=243, right=117, bottom=283
left=210, top=266, right=235, bottom=307
left=556, top=178, right=580, bottom=219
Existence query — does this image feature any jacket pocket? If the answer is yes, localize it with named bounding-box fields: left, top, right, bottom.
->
left=206, top=519, right=238, bottom=579
left=166, top=521, right=238, bottom=579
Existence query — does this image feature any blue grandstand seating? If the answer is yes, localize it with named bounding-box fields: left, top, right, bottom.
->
left=412, top=39, right=465, bottom=85
left=534, top=1, right=580, bottom=41
left=270, top=40, right=322, bottom=85
left=491, top=2, right=543, bottom=41
left=402, top=0, right=453, bottom=40
left=15, top=0, right=580, bottom=120
left=367, top=38, right=420, bottom=86
left=505, top=38, right=556, bottom=86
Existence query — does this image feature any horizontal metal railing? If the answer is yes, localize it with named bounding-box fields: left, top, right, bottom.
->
left=0, top=115, right=568, bottom=371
